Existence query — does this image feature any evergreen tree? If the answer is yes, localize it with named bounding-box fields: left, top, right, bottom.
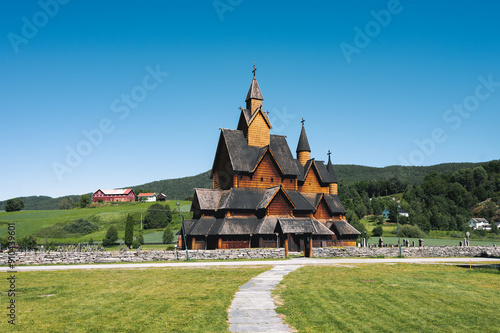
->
left=124, top=214, right=134, bottom=247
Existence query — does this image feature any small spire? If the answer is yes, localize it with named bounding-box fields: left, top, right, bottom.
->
left=296, top=120, right=311, bottom=153
left=326, top=150, right=338, bottom=182
left=245, top=75, right=264, bottom=102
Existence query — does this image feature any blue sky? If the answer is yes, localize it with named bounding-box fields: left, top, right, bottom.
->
left=1, top=0, right=499, bottom=201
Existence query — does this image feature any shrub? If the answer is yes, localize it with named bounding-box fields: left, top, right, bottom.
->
left=399, top=225, right=426, bottom=238
left=136, top=234, right=144, bottom=245
left=132, top=241, right=141, bottom=249
left=166, top=244, right=175, bottom=250
left=143, top=203, right=172, bottom=229
left=372, top=225, right=383, bottom=237
left=88, top=237, right=94, bottom=245
left=63, top=218, right=99, bottom=234
left=18, top=235, right=37, bottom=250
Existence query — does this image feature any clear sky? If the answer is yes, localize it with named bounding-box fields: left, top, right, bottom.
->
left=1, top=0, right=499, bottom=201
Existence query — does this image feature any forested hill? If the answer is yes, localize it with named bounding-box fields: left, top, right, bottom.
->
left=0, top=162, right=488, bottom=211
left=334, top=162, right=483, bottom=184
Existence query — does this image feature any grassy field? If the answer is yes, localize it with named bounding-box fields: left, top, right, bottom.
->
left=275, top=263, right=500, bottom=332
left=0, top=201, right=191, bottom=244
left=2, top=266, right=269, bottom=332
left=367, top=236, right=498, bottom=247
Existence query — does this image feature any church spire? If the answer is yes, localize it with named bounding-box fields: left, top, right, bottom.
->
left=326, top=150, right=338, bottom=195
left=245, top=65, right=263, bottom=113
left=296, top=119, right=311, bottom=166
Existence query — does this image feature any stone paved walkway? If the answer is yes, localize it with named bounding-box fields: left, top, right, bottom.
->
left=228, top=265, right=302, bottom=333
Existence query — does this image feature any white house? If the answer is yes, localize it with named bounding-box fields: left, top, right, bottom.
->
left=468, top=217, right=490, bottom=230
left=137, top=193, right=157, bottom=202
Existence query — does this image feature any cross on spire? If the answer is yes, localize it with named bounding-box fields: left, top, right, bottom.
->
left=301, top=118, right=305, bottom=125
left=252, top=65, right=257, bottom=77
left=328, top=150, right=331, bottom=157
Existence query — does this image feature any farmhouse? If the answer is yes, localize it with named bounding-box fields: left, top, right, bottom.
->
left=92, top=189, right=135, bottom=202
left=138, top=193, right=157, bottom=202
left=180, top=70, right=359, bottom=254
left=468, top=217, right=490, bottom=230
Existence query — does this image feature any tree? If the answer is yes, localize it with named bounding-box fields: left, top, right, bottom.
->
left=5, top=198, right=24, bottom=212
left=163, top=227, right=174, bottom=244
left=143, top=203, right=172, bottom=229
left=18, top=235, right=37, bottom=250
left=58, top=198, right=74, bottom=210
left=102, top=226, right=118, bottom=246
left=372, top=225, right=383, bottom=237
left=79, top=194, right=90, bottom=208
left=125, top=214, right=134, bottom=247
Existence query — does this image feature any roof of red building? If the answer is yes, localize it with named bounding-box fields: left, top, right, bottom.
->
left=95, top=189, right=133, bottom=195
left=138, top=193, right=156, bottom=197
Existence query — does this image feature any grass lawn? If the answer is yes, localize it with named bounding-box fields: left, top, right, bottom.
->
left=275, top=263, right=500, bottom=332
left=4, top=266, right=268, bottom=332
left=367, top=236, right=498, bottom=247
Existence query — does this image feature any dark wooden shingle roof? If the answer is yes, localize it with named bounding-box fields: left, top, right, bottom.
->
left=296, top=124, right=311, bottom=152
left=245, top=76, right=264, bottom=101
left=324, top=194, right=346, bottom=214
left=333, top=220, right=360, bottom=236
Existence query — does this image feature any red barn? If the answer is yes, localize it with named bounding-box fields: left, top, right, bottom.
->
left=92, top=189, right=135, bottom=202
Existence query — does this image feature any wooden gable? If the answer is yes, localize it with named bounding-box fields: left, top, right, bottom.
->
left=299, top=163, right=329, bottom=194
left=314, top=196, right=332, bottom=219
left=247, top=110, right=271, bottom=147
left=238, top=151, right=281, bottom=189
left=266, top=189, right=294, bottom=216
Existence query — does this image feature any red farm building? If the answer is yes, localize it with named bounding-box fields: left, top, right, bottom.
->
left=92, top=189, right=135, bottom=202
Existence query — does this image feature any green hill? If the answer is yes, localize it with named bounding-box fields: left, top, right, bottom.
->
left=0, top=162, right=488, bottom=211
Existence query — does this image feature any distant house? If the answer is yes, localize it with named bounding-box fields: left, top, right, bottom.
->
left=382, top=208, right=409, bottom=219
left=92, top=189, right=135, bottom=202
left=138, top=193, right=157, bottom=202
left=157, top=193, right=167, bottom=202
left=468, top=217, right=490, bottom=230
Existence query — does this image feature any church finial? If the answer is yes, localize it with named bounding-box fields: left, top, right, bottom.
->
left=252, top=65, right=257, bottom=77
left=301, top=118, right=305, bottom=126
left=328, top=150, right=331, bottom=157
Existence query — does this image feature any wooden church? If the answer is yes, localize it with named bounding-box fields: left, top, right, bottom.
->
left=181, top=70, right=359, bottom=254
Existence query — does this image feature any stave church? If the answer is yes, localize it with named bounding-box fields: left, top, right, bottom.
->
left=180, top=69, right=359, bottom=255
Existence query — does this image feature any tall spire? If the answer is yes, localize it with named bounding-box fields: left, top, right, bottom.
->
left=296, top=119, right=311, bottom=166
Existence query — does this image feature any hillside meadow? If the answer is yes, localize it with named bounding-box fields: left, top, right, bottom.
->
left=0, top=201, right=192, bottom=244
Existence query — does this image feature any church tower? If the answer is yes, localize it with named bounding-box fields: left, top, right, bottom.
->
left=296, top=120, right=311, bottom=166
left=244, top=67, right=271, bottom=148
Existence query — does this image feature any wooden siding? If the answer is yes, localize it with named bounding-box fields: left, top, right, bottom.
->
left=238, top=152, right=281, bottom=189
left=299, top=166, right=329, bottom=193
left=267, top=191, right=293, bottom=216
left=297, top=151, right=310, bottom=166
left=213, top=141, right=233, bottom=190
left=248, top=112, right=270, bottom=147
left=314, top=199, right=332, bottom=219
left=329, top=183, right=338, bottom=195
left=246, top=99, right=263, bottom=115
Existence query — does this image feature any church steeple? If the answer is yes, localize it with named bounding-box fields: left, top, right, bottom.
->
left=296, top=119, right=311, bottom=166
left=326, top=150, right=338, bottom=195
left=245, top=66, right=263, bottom=113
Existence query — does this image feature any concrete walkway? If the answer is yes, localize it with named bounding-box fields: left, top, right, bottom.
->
left=228, top=265, right=301, bottom=333
left=2, top=257, right=499, bottom=272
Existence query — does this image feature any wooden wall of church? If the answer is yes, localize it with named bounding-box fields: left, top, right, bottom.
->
left=247, top=113, right=270, bottom=147
left=238, top=153, right=281, bottom=189
left=213, top=142, right=233, bottom=190
left=299, top=167, right=329, bottom=193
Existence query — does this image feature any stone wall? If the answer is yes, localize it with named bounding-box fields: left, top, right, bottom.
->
left=0, top=246, right=498, bottom=266
left=0, top=248, right=286, bottom=266
left=313, top=246, right=500, bottom=258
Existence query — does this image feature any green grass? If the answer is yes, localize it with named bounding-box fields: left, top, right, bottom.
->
left=0, top=201, right=191, bottom=244
left=367, top=236, right=498, bottom=246
left=3, top=266, right=268, bottom=332
left=275, top=263, right=500, bottom=332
